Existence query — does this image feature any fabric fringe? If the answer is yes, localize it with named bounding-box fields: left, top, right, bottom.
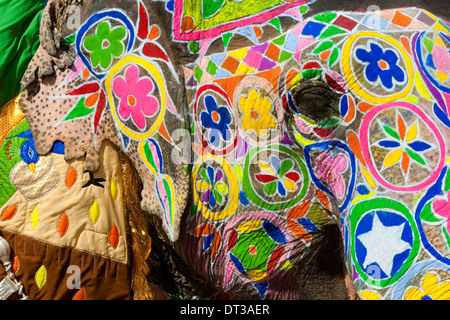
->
left=119, top=150, right=156, bottom=300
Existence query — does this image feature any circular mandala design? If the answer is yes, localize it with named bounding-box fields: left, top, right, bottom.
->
left=194, top=84, right=238, bottom=155
left=105, top=55, right=166, bottom=140
left=223, top=212, right=293, bottom=283
left=350, top=198, right=420, bottom=288
left=414, top=31, right=450, bottom=93
left=76, top=11, right=135, bottom=79
left=192, top=154, right=239, bottom=221
left=342, top=31, right=413, bottom=104
left=242, top=144, right=309, bottom=211
left=360, top=102, right=446, bottom=192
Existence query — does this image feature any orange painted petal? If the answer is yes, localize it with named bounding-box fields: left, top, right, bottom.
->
left=287, top=201, right=311, bottom=220
left=211, top=232, right=221, bottom=262
left=109, top=225, right=119, bottom=249
left=192, top=223, right=215, bottom=236
left=82, top=68, right=90, bottom=80
left=73, top=287, right=86, bottom=300
left=158, top=122, right=173, bottom=144
left=357, top=102, right=375, bottom=113
left=320, top=49, right=331, bottom=61
left=65, top=165, right=78, bottom=190
left=84, top=93, right=99, bottom=108
left=316, top=189, right=330, bottom=211
left=287, top=219, right=312, bottom=242
left=1, top=205, right=17, bottom=221
left=58, top=213, right=69, bottom=237
left=346, top=131, right=367, bottom=167
left=397, top=114, right=406, bottom=141
left=400, top=36, right=412, bottom=55
left=253, top=26, right=263, bottom=38
left=148, top=25, right=160, bottom=40
left=401, top=151, right=410, bottom=175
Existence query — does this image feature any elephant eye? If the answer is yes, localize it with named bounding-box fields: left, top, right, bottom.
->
left=287, top=79, right=342, bottom=126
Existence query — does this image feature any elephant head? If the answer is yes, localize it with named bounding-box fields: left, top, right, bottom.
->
left=18, top=0, right=450, bottom=300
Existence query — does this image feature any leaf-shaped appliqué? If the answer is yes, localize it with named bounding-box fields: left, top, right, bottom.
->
left=65, top=165, right=78, bottom=190
left=1, top=205, right=17, bottom=221
left=35, top=265, right=47, bottom=289
left=58, top=213, right=69, bottom=237
left=109, top=225, right=119, bottom=249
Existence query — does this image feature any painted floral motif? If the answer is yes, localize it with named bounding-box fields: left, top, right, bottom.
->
left=314, top=152, right=348, bottom=199
left=422, top=32, right=450, bottom=85
left=355, top=42, right=405, bottom=89
left=228, top=219, right=288, bottom=282
left=377, top=113, right=432, bottom=174
left=255, top=155, right=300, bottom=197
left=197, top=165, right=229, bottom=208
left=239, top=88, right=277, bottom=137
left=84, top=21, right=126, bottom=69
left=200, top=95, right=232, bottom=148
left=112, top=64, right=160, bottom=130
left=404, top=273, right=450, bottom=300
left=432, top=192, right=450, bottom=233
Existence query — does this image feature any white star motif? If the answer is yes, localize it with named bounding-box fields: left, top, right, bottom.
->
left=357, top=213, right=411, bottom=277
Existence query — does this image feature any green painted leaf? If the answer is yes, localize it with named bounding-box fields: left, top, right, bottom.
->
left=318, top=25, right=346, bottom=40
left=62, top=97, right=95, bottom=122
left=279, top=159, right=294, bottom=178
left=383, top=125, right=401, bottom=140
left=328, top=47, right=339, bottom=68
left=198, top=167, right=210, bottom=184
left=279, top=51, right=292, bottom=62
left=423, top=37, right=434, bottom=53
left=406, top=147, right=427, bottom=166
left=313, top=40, right=334, bottom=54
left=273, top=35, right=286, bottom=46
left=213, top=188, right=223, bottom=205
left=268, top=17, right=281, bottom=33
left=420, top=201, right=443, bottom=223
left=263, top=181, right=277, bottom=196
left=302, top=69, right=322, bottom=79
left=222, top=33, right=233, bottom=47
left=314, top=11, right=338, bottom=23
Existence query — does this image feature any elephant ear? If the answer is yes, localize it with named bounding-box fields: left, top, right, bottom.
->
left=19, top=0, right=191, bottom=242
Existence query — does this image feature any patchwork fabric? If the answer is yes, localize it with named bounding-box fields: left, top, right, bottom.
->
left=0, top=97, right=131, bottom=299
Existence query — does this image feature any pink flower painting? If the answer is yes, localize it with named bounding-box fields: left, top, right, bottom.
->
left=314, top=152, right=348, bottom=200
left=113, top=64, right=159, bottom=130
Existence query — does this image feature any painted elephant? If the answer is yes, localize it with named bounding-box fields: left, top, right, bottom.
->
left=1, top=0, right=450, bottom=300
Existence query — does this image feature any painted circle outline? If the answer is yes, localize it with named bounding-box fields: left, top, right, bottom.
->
left=360, top=102, right=446, bottom=192
left=76, top=10, right=135, bottom=80
left=242, top=144, right=309, bottom=211
left=194, top=84, right=238, bottom=155
left=350, top=197, right=420, bottom=288
left=105, top=55, right=166, bottom=141
left=342, top=31, right=414, bottom=104
left=192, top=154, right=239, bottom=221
